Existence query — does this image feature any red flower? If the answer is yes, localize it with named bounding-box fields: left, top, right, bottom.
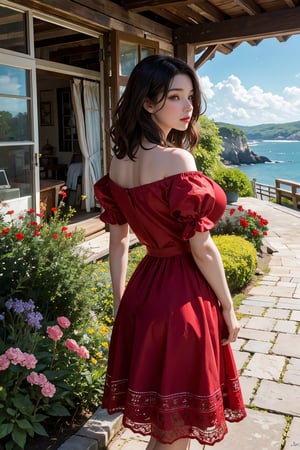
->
left=61, top=226, right=68, bottom=232
left=52, top=233, right=58, bottom=239
left=19, top=215, right=25, bottom=220
left=36, top=213, right=43, bottom=218
left=27, top=208, right=35, bottom=214
left=252, top=229, right=259, bottom=236
left=51, top=207, right=57, bottom=213
left=34, top=231, right=41, bottom=236
left=237, top=205, right=244, bottom=212
left=229, top=208, right=236, bottom=216
left=240, top=218, right=248, bottom=228
left=64, top=232, right=72, bottom=238
left=16, top=232, right=24, bottom=240
left=30, top=221, right=37, bottom=227
left=263, top=231, right=268, bottom=236
left=59, top=191, right=67, bottom=198
left=7, top=210, right=14, bottom=215
left=1, top=227, right=10, bottom=235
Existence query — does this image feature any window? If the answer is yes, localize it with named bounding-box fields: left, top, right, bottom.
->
left=0, top=6, right=28, bottom=54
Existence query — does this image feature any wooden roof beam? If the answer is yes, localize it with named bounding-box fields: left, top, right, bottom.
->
left=195, top=45, right=218, bottom=69
left=174, top=7, right=300, bottom=45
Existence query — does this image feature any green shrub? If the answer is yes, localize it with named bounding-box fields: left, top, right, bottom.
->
left=212, top=167, right=253, bottom=197
left=213, top=235, right=257, bottom=293
left=0, top=201, right=100, bottom=325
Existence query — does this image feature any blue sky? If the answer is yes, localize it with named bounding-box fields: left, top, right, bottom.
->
left=198, top=34, right=300, bottom=126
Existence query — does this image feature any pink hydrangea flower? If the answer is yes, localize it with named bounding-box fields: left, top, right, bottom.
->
left=20, top=352, right=37, bottom=370
left=76, top=346, right=90, bottom=359
left=5, top=348, right=24, bottom=365
left=27, top=371, right=41, bottom=385
left=0, top=354, right=10, bottom=371
left=41, top=381, right=56, bottom=398
left=65, top=338, right=80, bottom=352
left=38, top=373, right=48, bottom=386
left=47, top=325, right=63, bottom=341
left=57, top=316, right=71, bottom=329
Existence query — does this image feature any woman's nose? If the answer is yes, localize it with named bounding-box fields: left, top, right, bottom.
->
left=184, top=98, right=193, bottom=111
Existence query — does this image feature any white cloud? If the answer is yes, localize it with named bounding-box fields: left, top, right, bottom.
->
left=199, top=74, right=300, bottom=125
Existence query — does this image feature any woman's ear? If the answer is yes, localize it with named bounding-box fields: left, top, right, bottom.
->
left=143, top=98, right=154, bottom=113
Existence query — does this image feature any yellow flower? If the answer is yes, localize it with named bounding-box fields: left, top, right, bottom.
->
left=102, top=342, right=109, bottom=349
left=100, top=325, right=108, bottom=334
left=87, top=328, right=95, bottom=334
left=90, top=357, right=97, bottom=364
left=81, top=194, right=87, bottom=200
left=96, top=352, right=103, bottom=359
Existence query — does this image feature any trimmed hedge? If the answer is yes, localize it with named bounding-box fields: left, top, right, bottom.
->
left=213, top=235, right=257, bottom=293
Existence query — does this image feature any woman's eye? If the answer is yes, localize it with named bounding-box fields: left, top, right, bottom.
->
left=169, top=95, right=180, bottom=100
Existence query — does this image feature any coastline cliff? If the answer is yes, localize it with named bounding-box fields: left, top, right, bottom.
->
left=218, top=124, right=271, bottom=166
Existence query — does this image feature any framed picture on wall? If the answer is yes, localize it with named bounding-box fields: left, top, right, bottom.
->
left=40, top=101, right=53, bottom=126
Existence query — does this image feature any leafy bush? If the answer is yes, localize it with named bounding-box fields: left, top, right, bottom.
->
left=194, top=115, right=223, bottom=176
left=0, top=196, right=112, bottom=449
left=212, top=167, right=253, bottom=197
left=213, top=235, right=257, bottom=293
left=211, top=205, right=269, bottom=252
left=0, top=199, right=101, bottom=325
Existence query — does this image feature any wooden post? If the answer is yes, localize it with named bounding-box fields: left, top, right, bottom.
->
left=175, top=43, right=196, bottom=68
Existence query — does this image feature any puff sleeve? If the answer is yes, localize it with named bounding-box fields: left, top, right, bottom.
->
left=168, top=173, right=226, bottom=240
left=94, top=175, right=127, bottom=225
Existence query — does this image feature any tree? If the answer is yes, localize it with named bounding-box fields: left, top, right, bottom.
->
left=194, top=115, right=223, bottom=176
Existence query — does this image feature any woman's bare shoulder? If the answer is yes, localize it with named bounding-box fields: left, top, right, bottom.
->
left=162, top=147, right=197, bottom=175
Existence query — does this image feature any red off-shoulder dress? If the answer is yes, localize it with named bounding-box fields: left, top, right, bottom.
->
left=94, top=171, right=246, bottom=446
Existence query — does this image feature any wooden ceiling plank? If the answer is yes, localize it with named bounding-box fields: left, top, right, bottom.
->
left=151, top=8, right=188, bottom=27
left=233, top=0, right=263, bottom=15
left=174, top=7, right=300, bottom=45
left=191, top=1, right=227, bottom=22
left=283, top=0, right=297, bottom=7
left=122, top=0, right=186, bottom=11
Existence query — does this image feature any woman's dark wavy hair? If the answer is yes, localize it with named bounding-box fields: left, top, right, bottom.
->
left=110, top=55, right=205, bottom=160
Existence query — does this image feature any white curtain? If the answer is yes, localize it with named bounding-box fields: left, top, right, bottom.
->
left=72, top=78, right=101, bottom=212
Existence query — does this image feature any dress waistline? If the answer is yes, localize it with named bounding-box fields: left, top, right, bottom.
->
left=146, top=245, right=190, bottom=257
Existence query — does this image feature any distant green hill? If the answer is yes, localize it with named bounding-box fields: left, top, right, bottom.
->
left=216, top=121, right=300, bottom=140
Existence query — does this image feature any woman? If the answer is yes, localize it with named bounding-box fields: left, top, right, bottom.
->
left=94, top=55, right=246, bottom=450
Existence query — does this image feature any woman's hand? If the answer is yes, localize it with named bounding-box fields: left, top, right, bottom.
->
left=221, top=306, right=240, bottom=346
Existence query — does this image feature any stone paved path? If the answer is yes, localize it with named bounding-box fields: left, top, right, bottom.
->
left=107, top=198, right=300, bottom=450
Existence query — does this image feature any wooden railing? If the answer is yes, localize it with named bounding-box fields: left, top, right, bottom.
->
left=252, top=178, right=300, bottom=210
left=275, top=179, right=300, bottom=209
left=252, top=179, right=276, bottom=201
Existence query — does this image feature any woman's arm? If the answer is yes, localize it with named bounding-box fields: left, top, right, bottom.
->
left=189, top=230, right=240, bottom=345
left=109, top=223, right=130, bottom=317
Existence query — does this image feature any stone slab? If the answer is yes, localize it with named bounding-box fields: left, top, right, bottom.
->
left=239, top=328, right=275, bottom=342
left=274, top=320, right=298, bottom=334
left=285, top=417, right=300, bottom=450
left=191, top=408, right=286, bottom=450
left=238, top=305, right=265, bottom=316
left=283, top=357, right=300, bottom=385
left=231, top=338, right=246, bottom=351
left=291, top=310, right=300, bottom=321
left=243, top=339, right=273, bottom=354
left=243, top=353, right=285, bottom=381
left=233, top=350, right=250, bottom=371
left=253, top=379, right=300, bottom=416
left=243, top=295, right=277, bottom=306
left=272, top=334, right=300, bottom=358
left=239, top=376, right=258, bottom=405
left=264, top=308, right=290, bottom=319
left=245, top=316, right=276, bottom=331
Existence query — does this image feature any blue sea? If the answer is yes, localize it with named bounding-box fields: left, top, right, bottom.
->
left=237, top=140, right=300, bottom=186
